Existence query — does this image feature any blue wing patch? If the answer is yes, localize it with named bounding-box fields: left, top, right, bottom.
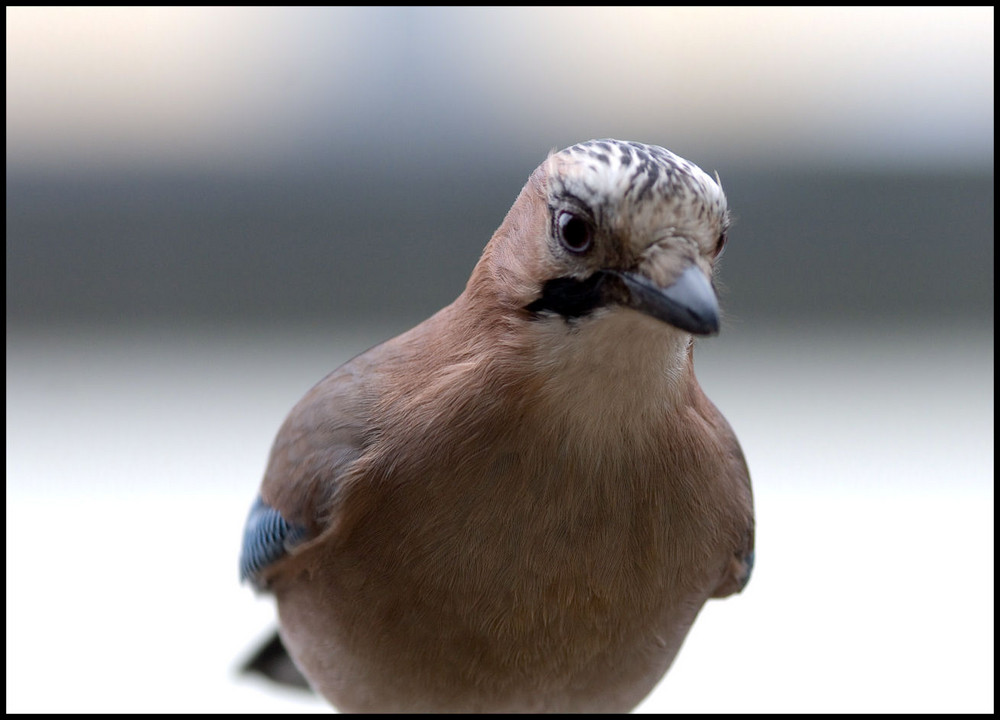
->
left=240, top=496, right=309, bottom=586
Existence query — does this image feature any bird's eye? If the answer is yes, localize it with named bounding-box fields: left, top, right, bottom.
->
left=713, top=231, right=728, bottom=258
left=557, top=212, right=593, bottom=254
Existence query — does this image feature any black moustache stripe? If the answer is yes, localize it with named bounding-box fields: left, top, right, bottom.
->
left=525, top=273, right=611, bottom=319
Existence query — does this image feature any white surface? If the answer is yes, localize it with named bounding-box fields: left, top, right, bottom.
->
left=6, top=323, right=994, bottom=712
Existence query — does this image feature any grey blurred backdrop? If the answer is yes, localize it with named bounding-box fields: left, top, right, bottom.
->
left=6, top=7, right=993, bottom=329
left=6, top=7, right=994, bottom=714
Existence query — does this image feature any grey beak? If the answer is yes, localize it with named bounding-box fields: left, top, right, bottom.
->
left=615, top=264, right=720, bottom=336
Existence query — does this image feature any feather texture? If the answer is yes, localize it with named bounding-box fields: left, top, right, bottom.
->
left=240, top=139, right=754, bottom=712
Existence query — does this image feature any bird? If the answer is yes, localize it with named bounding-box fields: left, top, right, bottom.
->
left=239, top=139, right=754, bottom=713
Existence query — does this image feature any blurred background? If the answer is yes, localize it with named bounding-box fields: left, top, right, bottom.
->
left=6, top=7, right=993, bottom=713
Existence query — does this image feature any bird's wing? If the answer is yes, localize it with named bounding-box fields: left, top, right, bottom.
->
left=702, top=396, right=755, bottom=599
left=678, top=376, right=755, bottom=599
left=239, top=496, right=310, bottom=586
left=239, top=352, right=375, bottom=589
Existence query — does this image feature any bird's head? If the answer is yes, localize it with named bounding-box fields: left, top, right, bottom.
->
left=473, top=139, right=730, bottom=337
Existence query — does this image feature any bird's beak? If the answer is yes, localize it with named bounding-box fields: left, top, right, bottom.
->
left=608, top=264, right=720, bottom=336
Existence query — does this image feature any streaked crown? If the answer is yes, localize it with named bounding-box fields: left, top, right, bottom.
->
left=544, top=139, right=728, bottom=253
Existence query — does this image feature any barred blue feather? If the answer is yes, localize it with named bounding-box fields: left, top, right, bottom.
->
left=239, top=496, right=308, bottom=586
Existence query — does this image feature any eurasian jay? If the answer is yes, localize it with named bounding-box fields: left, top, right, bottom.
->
left=240, top=139, right=754, bottom=713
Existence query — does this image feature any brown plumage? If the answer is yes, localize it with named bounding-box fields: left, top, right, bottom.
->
left=240, top=139, right=754, bottom=712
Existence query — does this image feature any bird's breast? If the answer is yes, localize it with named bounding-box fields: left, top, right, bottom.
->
left=275, top=312, right=736, bottom=711
left=281, top=424, right=725, bottom=711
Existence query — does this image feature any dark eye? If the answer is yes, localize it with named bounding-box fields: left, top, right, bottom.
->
left=713, top=231, right=728, bottom=258
left=557, top=212, right=593, bottom=254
